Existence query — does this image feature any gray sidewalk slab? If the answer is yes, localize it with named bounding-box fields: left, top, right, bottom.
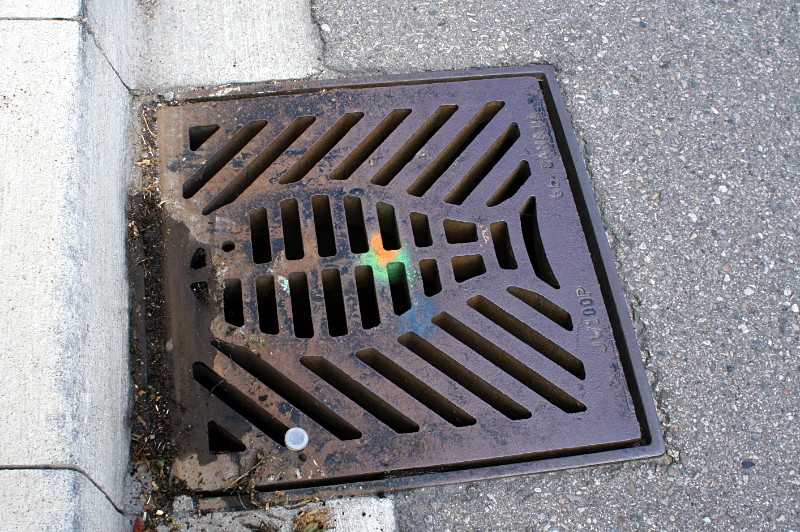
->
left=0, top=469, right=123, bottom=532
left=87, top=0, right=322, bottom=91
left=313, top=0, right=800, bottom=529
left=0, top=0, right=79, bottom=19
left=133, top=0, right=321, bottom=90
left=0, top=18, right=131, bottom=507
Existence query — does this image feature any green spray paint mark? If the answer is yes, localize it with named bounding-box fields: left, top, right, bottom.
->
left=360, top=233, right=411, bottom=278
left=386, top=262, right=407, bottom=284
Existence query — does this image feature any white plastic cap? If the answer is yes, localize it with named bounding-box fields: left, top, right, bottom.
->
left=284, top=427, right=309, bottom=451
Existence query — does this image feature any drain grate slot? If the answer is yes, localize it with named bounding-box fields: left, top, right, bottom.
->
left=487, top=160, right=531, bottom=207
left=213, top=340, right=361, bottom=440
left=443, top=219, right=478, bottom=244
left=490, top=221, right=518, bottom=270
left=288, top=272, right=314, bottom=338
left=356, top=348, right=475, bottom=427
left=520, top=197, right=559, bottom=289
left=371, top=105, right=459, bottom=187
left=190, top=281, right=209, bottom=304
left=223, top=278, right=244, bottom=326
left=280, top=198, right=305, bottom=260
left=398, top=332, right=531, bottom=420
left=354, top=266, right=381, bottom=329
left=193, top=362, right=288, bottom=445
left=280, top=113, right=364, bottom=184
left=444, top=122, right=520, bottom=205
left=188, top=124, right=220, bottom=151
left=467, top=295, right=584, bottom=379
left=331, top=109, right=412, bottom=181
left=419, top=259, right=442, bottom=296
left=376, top=202, right=401, bottom=251
left=190, top=247, right=207, bottom=269
left=407, top=101, right=504, bottom=197
left=343, top=196, right=369, bottom=254
left=207, top=421, right=246, bottom=454
left=183, top=120, right=267, bottom=199
left=507, top=286, right=573, bottom=331
left=387, top=262, right=412, bottom=315
left=322, top=269, right=348, bottom=337
left=410, top=212, right=433, bottom=248
left=301, top=356, right=419, bottom=434
left=203, top=117, right=316, bottom=214
left=452, top=254, right=486, bottom=283
left=158, top=68, right=661, bottom=494
left=432, top=312, right=585, bottom=413
left=312, top=195, right=338, bottom=257
left=249, top=208, right=273, bottom=264
left=255, top=275, right=279, bottom=334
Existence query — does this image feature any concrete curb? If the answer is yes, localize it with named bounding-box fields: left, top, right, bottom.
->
left=0, top=1, right=324, bottom=529
left=156, top=496, right=397, bottom=532
left=0, top=17, right=131, bottom=528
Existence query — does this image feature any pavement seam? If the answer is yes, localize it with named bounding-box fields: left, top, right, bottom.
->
left=308, top=0, right=359, bottom=78
left=308, top=1, right=388, bottom=78
left=308, top=1, right=329, bottom=70
left=0, top=16, right=82, bottom=21
left=0, top=464, right=125, bottom=514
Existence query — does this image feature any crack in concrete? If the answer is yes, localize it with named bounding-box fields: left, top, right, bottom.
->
left=0, top=464, right=125, bottom=514
left=0, top=15, right=134, bottom=94
left=78, top=18, right=135, bottom=94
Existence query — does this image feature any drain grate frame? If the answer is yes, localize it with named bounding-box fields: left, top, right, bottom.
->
left=155, top=66, right=663, bottom=500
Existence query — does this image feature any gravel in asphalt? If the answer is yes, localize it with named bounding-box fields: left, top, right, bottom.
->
left=311, top=1, right=800, bottom=529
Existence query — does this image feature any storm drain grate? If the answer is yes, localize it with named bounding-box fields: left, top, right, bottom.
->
left=156, top=67, right=662, bottom=496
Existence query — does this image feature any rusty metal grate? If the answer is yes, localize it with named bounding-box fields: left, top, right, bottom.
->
left=155, top=66, right=662, bottom=496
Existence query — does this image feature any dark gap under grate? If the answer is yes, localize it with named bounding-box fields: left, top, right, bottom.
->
left=155, top=66, right=663, bottom=497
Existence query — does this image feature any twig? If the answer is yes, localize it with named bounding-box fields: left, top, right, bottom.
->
left=226, top=455, right=265, bottom=491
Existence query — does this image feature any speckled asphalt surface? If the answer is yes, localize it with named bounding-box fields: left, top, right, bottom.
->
left=310, top=1, right=800, bottom=529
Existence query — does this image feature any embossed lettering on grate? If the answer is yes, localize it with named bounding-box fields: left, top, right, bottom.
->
left=157, top=68, right=662, bottom=494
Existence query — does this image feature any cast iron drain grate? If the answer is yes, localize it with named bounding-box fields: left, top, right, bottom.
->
left=156, top=66, right=662, bottom=496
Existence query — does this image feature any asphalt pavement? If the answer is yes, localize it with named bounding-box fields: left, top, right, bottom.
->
left=311, top=1, right=800, bottom=529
